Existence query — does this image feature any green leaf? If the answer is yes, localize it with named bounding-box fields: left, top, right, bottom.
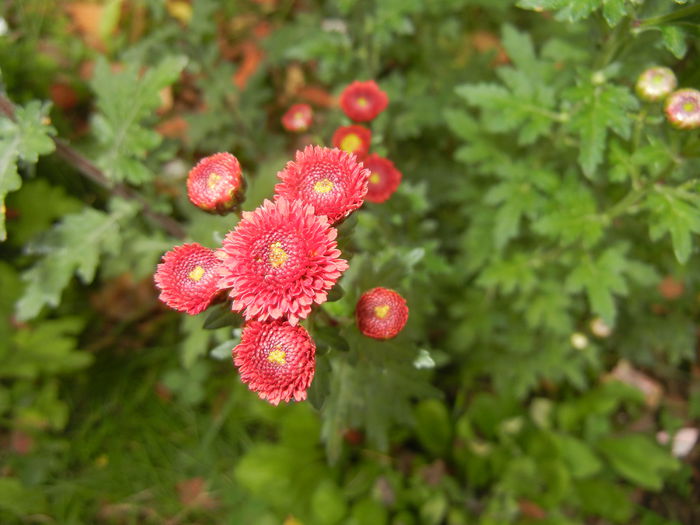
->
left=602, top=0, right=627, bottom=26
left=597, top=434, right=680, bottom=490
left=517, top=0, right=628, bottom=24
left=415, top=399, right=452, bottom=456
left=16, top=200, right=137, bottom=320
left=311, top=479, right=347, bottom=525
left=533, top=176, right=604, bottom=247
left=575, top=479, right=633, bottom=523
left=2, top=317, right=92, bottom=379
left=662, top=25, right=687, bottom=59
left=6, top=178, right=82, bottom=245
left=91, top=56, right=186, bottom=184
left=0, top=101, right=56, bottom=241
left=565, top=243, right=650, bottom=323
left=554, top=433, right=602, bottom=478
left=647, top=187, right=700, bottom=264
left=566, top=82, right=638, bottom=177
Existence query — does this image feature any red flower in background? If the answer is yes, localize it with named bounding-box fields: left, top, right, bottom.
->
left=281, top=103, right=313, bottom=132
left=274, top=145, right=369, bottom=224
left=665, top=89, right=700, bottom=130
left=363, top=154, right=402, bottom=203
left=234, top=320, right=316, bottom=405
left=187, top=153, right=244, bottom=214
left=217, top=197, right=348, bottom=325
left=339, top=80, right=388, bottom=122
left=154, top=243, right=221, bottom=315
left=356, top=287, right=409, bottom=340
left=332, top=125, right=371, bottom=159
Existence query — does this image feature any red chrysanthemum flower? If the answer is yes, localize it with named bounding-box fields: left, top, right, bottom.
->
left=234, top=320, right=316, bottom=405
left=339, top=80, right=388, bottom=122
left=332, top=125, right=371, bottom=159
left=274, top=145, right=369, bottom=224
left=356, top=287, right=409, bottom=340
left=363, top=154, right=402, bottom=203
left=665, top=89, right=700, bottom=130
left=154, top=243, right=221, bottom=315
left=218, top=197, right=349, bottom=325
left=187, top=153, right=244, bottom=214
left=281, top=103, right=313, bottom=132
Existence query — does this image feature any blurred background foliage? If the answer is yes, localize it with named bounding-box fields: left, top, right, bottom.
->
left=1, top=0, right=700, bottom=523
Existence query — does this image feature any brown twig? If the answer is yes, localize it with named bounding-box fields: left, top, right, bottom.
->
left=0, top=93, right=186, bottom=239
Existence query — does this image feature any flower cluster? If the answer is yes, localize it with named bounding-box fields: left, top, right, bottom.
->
left=332, top=80, right=403, bottom=202
left=636, top=66, right=700, bottom=130
left=154, top=79, right=410, bottom=406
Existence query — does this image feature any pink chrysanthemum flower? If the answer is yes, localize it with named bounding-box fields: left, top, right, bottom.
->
left=356, top=287, right=409, bottom=340
left=339, top=80, right=388, bottom=122
left=363, top=154, right=402, bottom=203
left=332, top=125, right=371, bottom=159
left=234, top=320, right=316, bottom=405
left=154, top=243, right=221, bottom=315
left=187, top=153, right=244, bottom=214
left=281, top=103, right=313, bottom=132
left=218, top=197, right=348, bottom=325
left=665, top=88, right=700, bottom=130
left=274, top=145, right=370, bottom=224
left=636, top=67, right=677, bottom=102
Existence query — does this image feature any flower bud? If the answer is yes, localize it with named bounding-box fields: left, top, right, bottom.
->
left=636, top=67, right=676, bottom=102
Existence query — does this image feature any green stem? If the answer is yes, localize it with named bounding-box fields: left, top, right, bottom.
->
left=605, top=187, right=648, bottom=221
left=638, top=4, right=700, bottom=27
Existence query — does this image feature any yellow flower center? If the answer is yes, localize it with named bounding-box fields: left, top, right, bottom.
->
left=268, top=242, right=289, bottom=268
left=268, top=347, right=287, bottom=365
left=369, top=172, right=381, bottom=184
left=207, top=172, right=221, bottom=190
left=313, top=178, right=334, bottom=194
left=340, top=133, right=362, bottom=153
left=683, top=101, right=696, bottom=113
left=188, top=265, right=205, bottom=282
left=374, top=304, right=390, bottom=319
left=357, top=97, right=368, bottom=107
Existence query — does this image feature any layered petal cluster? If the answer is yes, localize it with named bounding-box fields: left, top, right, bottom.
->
left=154, top=243, right=221, bottom=315
left=234, top=320, right=316, bottom=405
left=665, top=88, right=700, bottom=130
left=274, top=145, right=370, bottom=224
left=187, top=153, right=244, bottom=214
left=281, top=103, right=313, bottom=132
left=332, top=125, right=371, bottom=159
left=356, top=287, right=409, bottom=340
left=363, top=154, right=402, bottom=203
left=636, top=67, right=677, bottom=102
left=339, top=80, right=388, bottom=122
left=218, top=197, right=348, bottom=325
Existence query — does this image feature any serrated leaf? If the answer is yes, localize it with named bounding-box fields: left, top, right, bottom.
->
left=91, top=55, right=186, bottom=184
left=3, top=317, right=92, bottom=379
left=0, top=101, right=56, bottom=241
left=517, top=0, right=627, bottom=24
left=567, top=82, right=638, bottom=177
left=602, top=0, right=627, bottom=26
left=16, top=201, right=136, bottom=320
left=565, top=244, right=645, bottom=323
left=647, top=188, right=700, bottom=264
left=14, top=101, right=56, bottom=162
